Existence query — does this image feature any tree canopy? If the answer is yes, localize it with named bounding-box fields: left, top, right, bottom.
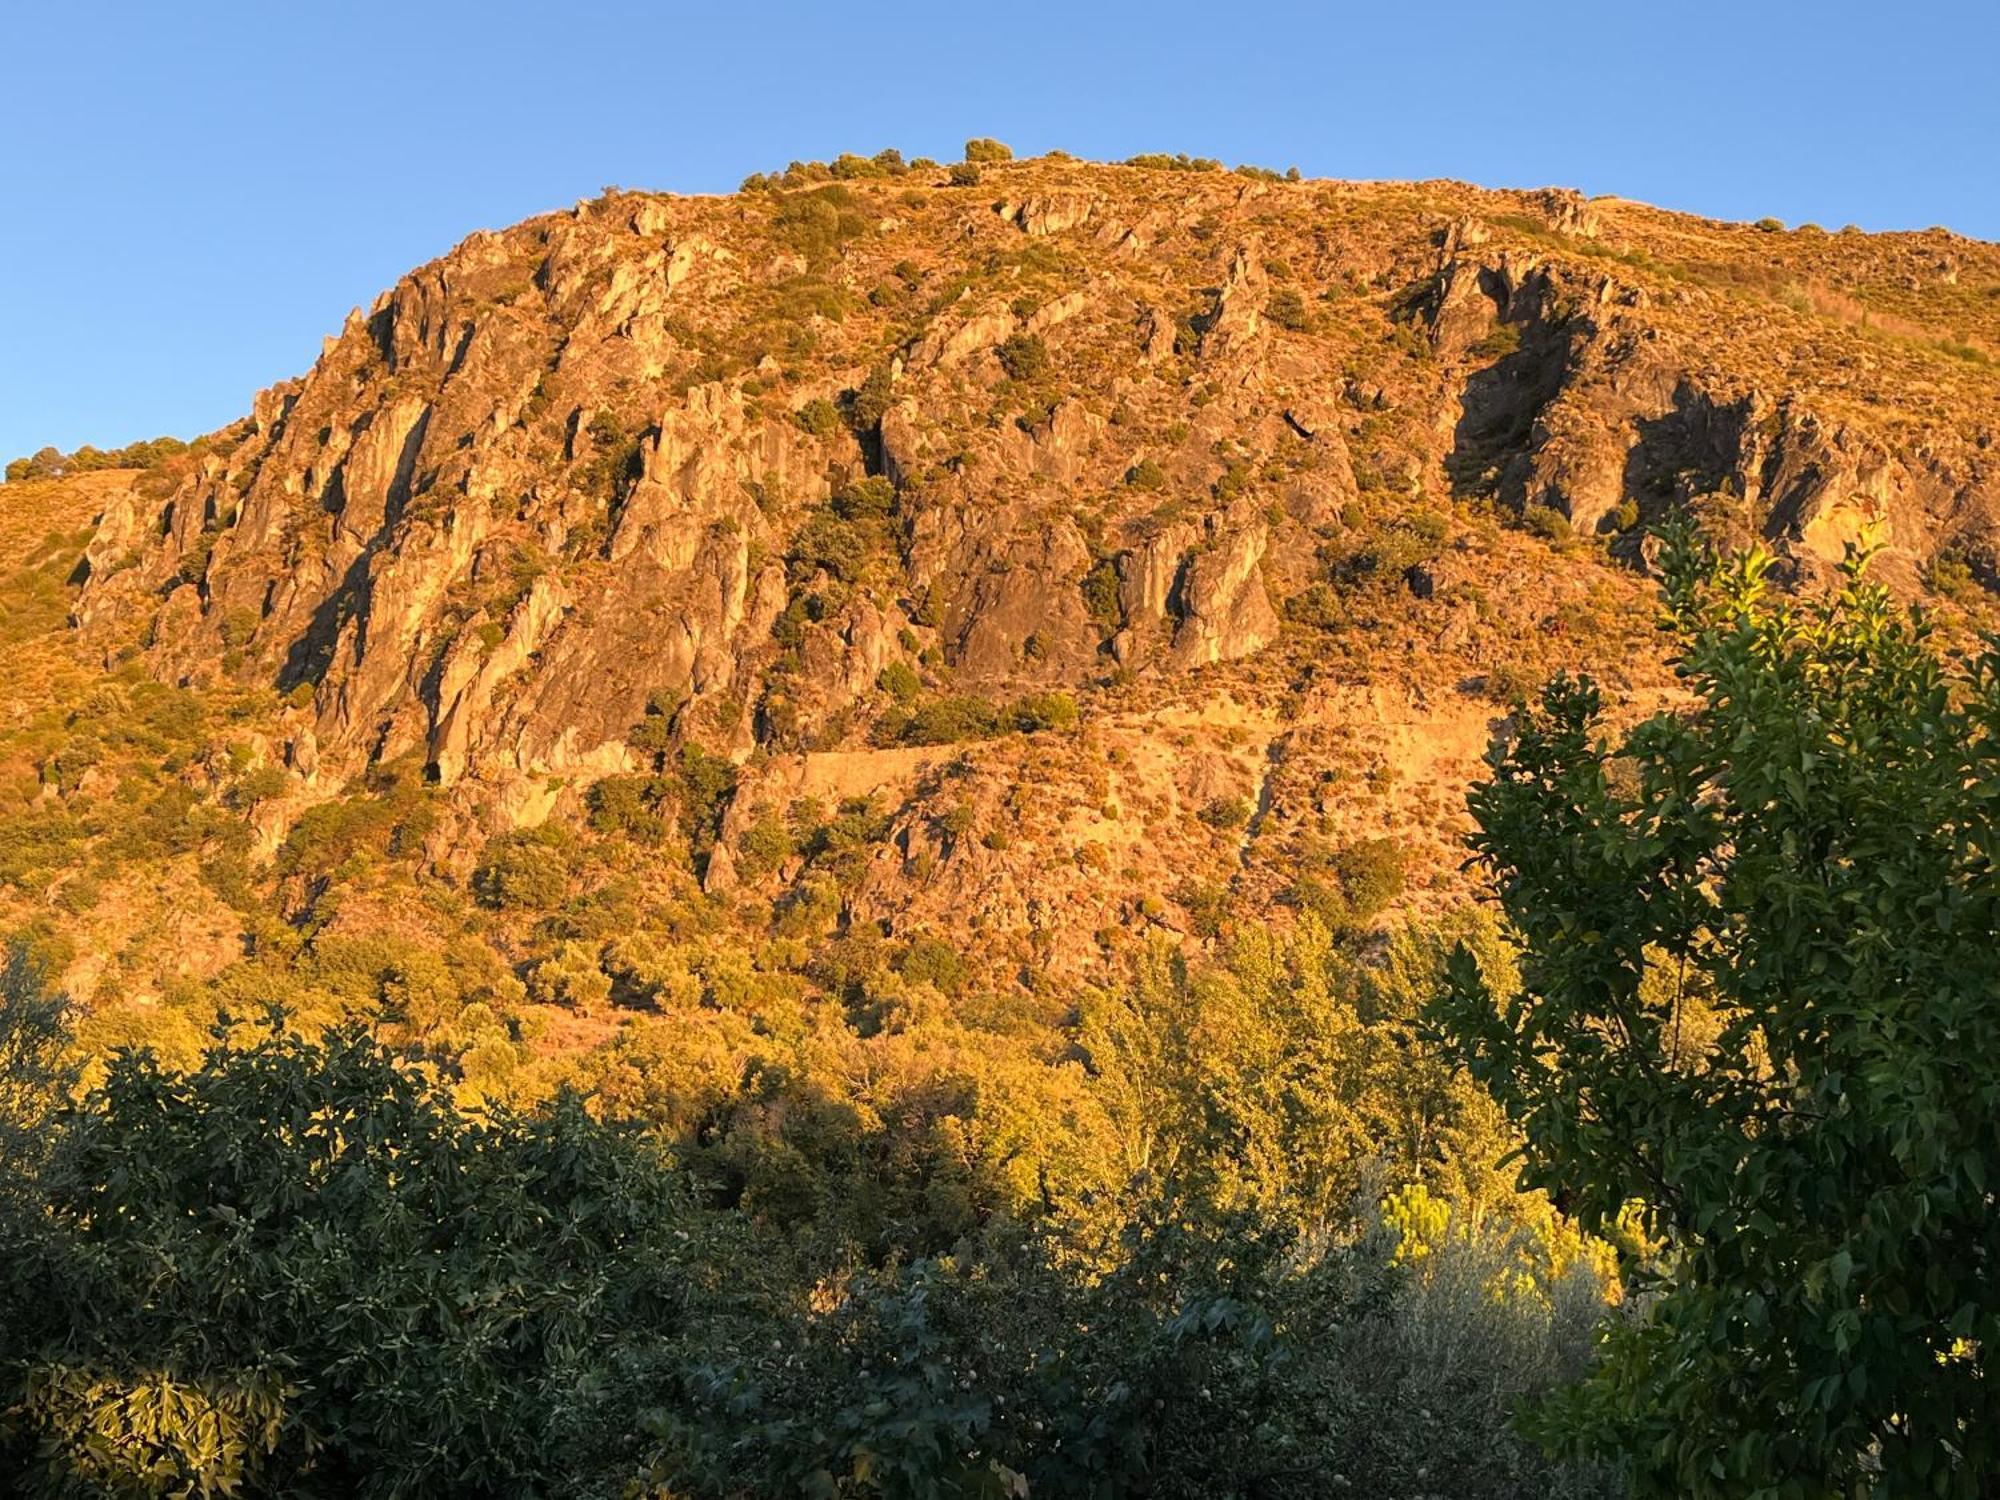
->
left=1432, top=523, right=2000, bottom=1496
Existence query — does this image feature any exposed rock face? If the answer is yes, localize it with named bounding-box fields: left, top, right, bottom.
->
left=68, top=160, right=2000, bottom=883
left=1000, top=193, right=1101, bottom=237
left=1170, top=522, right=1281, bottom=668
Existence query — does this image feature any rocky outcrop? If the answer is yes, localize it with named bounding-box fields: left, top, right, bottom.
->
left=1170, top=522, right=1281, bottom=668
left=999, top=193, right=1101, bottom=237
left=64, top=160, right=2000, bottom=865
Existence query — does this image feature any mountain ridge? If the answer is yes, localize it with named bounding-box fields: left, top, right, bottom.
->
left=5, top=148, right=1998, bottom=1027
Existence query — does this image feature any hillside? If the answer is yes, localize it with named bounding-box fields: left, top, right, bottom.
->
left=4, top=147, right=1998, bottom=1103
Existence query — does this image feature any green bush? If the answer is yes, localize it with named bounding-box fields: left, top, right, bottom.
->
left=894, top=695, right=1002, bottom=746
left=275, top=768, right=433, bottom=882
left=1264, top=288, right=1310, bottom=332
left=588, top=773, right=677, bottom=844
left=659, top=1197, right=1615, bottom=1500
left=794, top=399, right=840, bottom=439
left=1330, top=837, right=1405, bottom=922
left=1199, top=796, right=1252, bottom=830
left=963, top=137, right=1014, bottom=163
left=1082, top=557, right=1123, bottom=627
left=786, top=510, right=871, bottom=584
left=674, top=743, right=738, bottom=849
left=947, top=162, right=982, bottom=188
left=847, top=364, right=895, bottom=432
left=530, top=940, right=612, bottom=1013
left=996, top=333, right=1049, bottom=381
left=473, top=825, right=573, bottom=909
left=1123, top=153, right=1222, bottom=173
left=1470, top=322, right=1523, bottom=359
left=2, top=436, right=189, bottom=485
left=770, top=187, right=870, bottom=263
left=1010, top=691, right=1078, bottom=733
left=877, top=660, right=922, bottom=704
left=1285, top=581, right=1346, bottom=632
left=832, top=475, right=895, bottom=522
left=1523, top=505, right=1572, bottom=542
left=0, top=1020, right=701, bottom=1498
left=894, top=933, right=969, bottom=997
left=1925, top=548, right=1981, bottom=601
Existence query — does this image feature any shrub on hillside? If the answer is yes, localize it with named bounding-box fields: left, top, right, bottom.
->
left=997, top=333, right=1049, bottom=381
left=473, top=825, right=573, bottom=910
left=1264, top=287, right=1310, bottom=332
left=1010, top=691, right=1078, bottom=733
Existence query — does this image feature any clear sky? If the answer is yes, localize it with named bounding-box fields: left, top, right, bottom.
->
left=2, top=0, right=1995, bottom=462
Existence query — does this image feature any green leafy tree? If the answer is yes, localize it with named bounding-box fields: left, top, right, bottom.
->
left=1431, top=523, right=2000, bottom=1496
left=1, top=1019, right=702, bottom=1498
left=0, top=945, right=72, bottom=1203
left=0, top=945, right=77, bottom=1388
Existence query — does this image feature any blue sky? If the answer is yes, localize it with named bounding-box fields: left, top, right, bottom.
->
left=2, top=0, right=1995, bottom=461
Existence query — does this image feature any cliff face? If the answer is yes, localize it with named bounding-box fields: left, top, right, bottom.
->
left=46, top=157, right=2000, bottom=987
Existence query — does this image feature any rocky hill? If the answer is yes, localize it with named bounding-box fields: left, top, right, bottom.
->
left=6, top=147, right=1999, bottom=1065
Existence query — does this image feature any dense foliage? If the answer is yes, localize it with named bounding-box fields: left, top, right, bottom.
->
left=1432, top=524, right=2000, bottom=1496
left=0, top=1007, right=704, bottom=1497
left=0, top=925, right=1618, bottom=1497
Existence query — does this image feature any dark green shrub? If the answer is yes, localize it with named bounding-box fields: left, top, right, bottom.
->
left=787, top=510, right=870, bottom=584
left=847, top=364, right=895, bottom=432
left=997, top=333, right=1049, bottom=381
left=1082, top=558, right=1123, bottom=627
left=0, top=1023, right=699, bottom=1498
left=473, top=826, right=573, bottom=909
left=1123, top=153, right=1222, bottom=173
left=877, top=661, right=922, bottom=703
left=1284, top=581, right=1346, bottom=632
left=771, top=187, right=870, bottom=263
left=1264, top=288, right=1310, bottom=332
left=1010, top=692, right=1078, bottom=733
left=1199, top=796, right=1252, bottom=830
left=587, top=774, right=677, bottom=843
left=674, top=744, right=738, bottom=849
left=1330, top=837, right=1405, bottom=922
left=963, top=138, right=1013, bottom=163
left=1523, top=505, right=1572, bottom=542
left=897, top=695, right=1002, bottom=745
left=832, top=475, right=896, bottom=522
left=794, top=399, right=841, bottom=439
left=895, top=934, right=969, bottom=996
